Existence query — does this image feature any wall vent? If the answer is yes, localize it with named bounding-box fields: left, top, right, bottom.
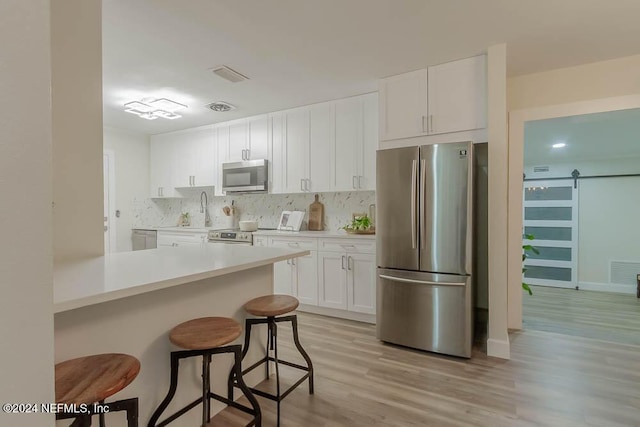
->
left=206, top=101, right=236, bottom=112
left=533, top=166, right=550, bottom=173
left=211, top=66, right=249, bottom=83
left=610, top=260, right=640, bottom=285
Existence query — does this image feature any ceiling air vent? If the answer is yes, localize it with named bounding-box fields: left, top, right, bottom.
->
left=206, top=101, right=236, bottom=112
left=533, top=166, right=550, bottom=173
left=211, top=66, right=249, bottom=83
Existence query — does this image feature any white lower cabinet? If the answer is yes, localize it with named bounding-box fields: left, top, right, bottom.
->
left=157, top=231, right=208, bottom=247
left=263, top=235, right=375, bottom=318
left=272, top=253, right=318, bottom=305
left=346, top=253, right=376, bottom=314
left=318, top=251, right=348, bottom=310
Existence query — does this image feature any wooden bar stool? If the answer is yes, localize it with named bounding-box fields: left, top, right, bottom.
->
left=148, top=317, right=261, bottom=427
left=55, top=353, right=140, bottom=427
left=229, top=295, right=314, bottom=427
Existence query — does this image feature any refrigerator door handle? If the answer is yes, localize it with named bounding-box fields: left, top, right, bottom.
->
left=411, top=159, right=418, bottom=249
left=420, top=159, right=426, bottom=249
left=378, top=274, right=466, bottom=287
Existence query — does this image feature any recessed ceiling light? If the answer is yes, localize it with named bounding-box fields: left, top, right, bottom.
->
left=552, top=142, right=566, bottom=149
left=206, top=101, right=236, bottom=112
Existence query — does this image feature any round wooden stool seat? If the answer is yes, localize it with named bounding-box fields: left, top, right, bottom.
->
left=55, top=353, right=140, bottom=405
left=169, top=317, right=241, bottom=350
left=244, top=294, right=299, bottom=317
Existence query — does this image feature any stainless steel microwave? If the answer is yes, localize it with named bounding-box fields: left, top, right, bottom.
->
left=222, top=159, right=268, bottom=194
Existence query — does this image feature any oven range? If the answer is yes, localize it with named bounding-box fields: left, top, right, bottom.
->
left=207, top=229, right=254, bottom=245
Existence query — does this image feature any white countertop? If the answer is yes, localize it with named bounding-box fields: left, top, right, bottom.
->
left=252, top=229, right=376, bottom=239
left=54, top=244, right=309, bottom=313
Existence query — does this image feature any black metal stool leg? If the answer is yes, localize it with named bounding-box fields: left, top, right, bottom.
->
left=291, top=315, right=314, bottom=394
left=228, top=318, right=256, bottom=400
left=148, top=353, right=180, bottom=427
left=271, top=318, right=281, bottom=427
left=202, top=353, right=212, bottom=427
left=265, top=322, right=271, bottom=379
left=126, top=398, right=139, bottom=427
left=232, top=345, right=262, bottom=427
left=98, top=400, right=106, bottom=427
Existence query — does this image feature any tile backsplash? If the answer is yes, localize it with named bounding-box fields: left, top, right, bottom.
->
left=132, top=190, right=376, bottom=231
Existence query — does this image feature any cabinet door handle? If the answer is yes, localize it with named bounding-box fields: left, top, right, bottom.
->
left=358, top=176, right=363, bottom=189
left=300, top=179, right=304, bottom=191
left=159, top=187, right=163, bottom=197
left=348, top=256, right=353, bottom=270
left=286, top=259, right=291, bottom=265
left=429, top=115, right=434, bottom=133
left=241, top=149, right=245, bottom=160
left=305, top=179, right=310, bottom=192
left=422, top=115, right=427, bottom=133
left=341, top=255, right=346, bottom=270
left=292, top=258, right=296, bottom=266
left=352, top=176, right=357, bottom=189
left=246, top=149, right=250, bottom=160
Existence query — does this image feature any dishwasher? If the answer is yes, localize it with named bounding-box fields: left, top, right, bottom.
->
left=132, top=229, right=157, bottom=250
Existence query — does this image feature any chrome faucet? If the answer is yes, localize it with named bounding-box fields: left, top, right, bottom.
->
left=200, top=191, right=212, bottom=227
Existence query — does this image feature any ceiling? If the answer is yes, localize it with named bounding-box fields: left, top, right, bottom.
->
left=103, top=0, right=640, bottom=135
left=524, top=108, right=640, bottom=165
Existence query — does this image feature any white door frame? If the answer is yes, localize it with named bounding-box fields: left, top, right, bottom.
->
left=508, top=94, right=640, bottom=330
left=103, top=149, right=117, bottom=253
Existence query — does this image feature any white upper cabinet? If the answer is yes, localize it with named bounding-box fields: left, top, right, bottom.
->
left=150, top=93, right=379, bottom=197
left=247, top=115, right=269, bottom=160
left=186, top=126, right=215, bottom=188
left=269, top=112, right=285, bottom=194
left=379, top=55, right=487, bottom=141
left=227, top=120, right=248, bottom=162
left=360, top=92, right=378, bottom=191
left=283, top=107, right=310, bottom=193
left=428, top=55, right=487, bottom=135
left=333, top=93, right=378, bottom=192
left=379, top=69, right=428, bottom=141
left=150, top=126, right=215, bottom=193
left=334, top=96, right=362, bottom=191
left=214, top=124, right=229, bottom=196
left=225, top=116, right=269, bottom=162
left=309, top=102, right=333, bottom=193
left=149, top=136, right=177, bottom=198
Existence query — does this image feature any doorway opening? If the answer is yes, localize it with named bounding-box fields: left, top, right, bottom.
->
left=509, top=98, right=640, bottom=346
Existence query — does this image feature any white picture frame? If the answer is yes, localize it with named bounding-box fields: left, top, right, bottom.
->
left=277, top=210, right=304, bottom=231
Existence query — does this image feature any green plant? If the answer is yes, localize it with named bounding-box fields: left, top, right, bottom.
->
left=342, top=215, right=372, bottom=231
left=522, top=233, right=539, bottom=295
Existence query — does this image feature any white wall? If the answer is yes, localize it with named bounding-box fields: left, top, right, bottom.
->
left=486, top=44, right=510, bottom=359
left=525, top=159, right=640, bottom=291
left=52, top=0, right=104, bottom=261
left=104, top=127, right=150, bottom=252
left=509, top=54, right=640, bottom=110
left=0, top=1, right=55, bottom=425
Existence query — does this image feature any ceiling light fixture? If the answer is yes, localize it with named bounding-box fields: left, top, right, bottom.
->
left=124, top=97, right=187, bottom=120
left=552, top=142, right=566, bottom=149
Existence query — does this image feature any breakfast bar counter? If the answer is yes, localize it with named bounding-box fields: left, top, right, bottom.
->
left=53, top=244, right=308, bottom=426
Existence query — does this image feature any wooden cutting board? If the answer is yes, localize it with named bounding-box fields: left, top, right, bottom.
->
left=308, top=194, right=324, bottom=231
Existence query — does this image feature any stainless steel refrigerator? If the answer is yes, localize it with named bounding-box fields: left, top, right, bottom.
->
left=376, top=141, right=474, bottom=358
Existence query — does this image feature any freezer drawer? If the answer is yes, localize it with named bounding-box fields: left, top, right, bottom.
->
left=376, top=268, right=472, bottom=358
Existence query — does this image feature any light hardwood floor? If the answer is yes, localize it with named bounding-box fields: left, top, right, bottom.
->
left=210, top=312, right=640, bottom=426
left=523, top=285, right=640, bottom=346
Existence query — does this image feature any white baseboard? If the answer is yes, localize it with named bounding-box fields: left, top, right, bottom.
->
left=578, top=281, right=636, bottom=294
left=297, top=304, right=376, bottom=324
left=487, top=338, right=510, bottom=360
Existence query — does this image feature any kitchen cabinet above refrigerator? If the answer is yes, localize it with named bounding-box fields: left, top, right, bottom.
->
left=379, top=55, right=487, bottom=144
